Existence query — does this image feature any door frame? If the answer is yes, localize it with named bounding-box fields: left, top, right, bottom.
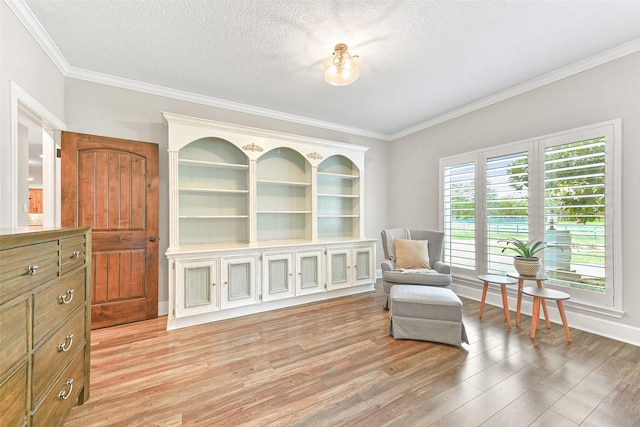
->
left=8, top=81, right=65, bottom=227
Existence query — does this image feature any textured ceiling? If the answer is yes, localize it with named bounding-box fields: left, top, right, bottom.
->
left=20, top=0, right=640, bottom=139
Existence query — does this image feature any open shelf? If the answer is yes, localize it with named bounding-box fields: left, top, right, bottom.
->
left=177, top=138, right=249, bottom=246
left=317, top=155, right=360, bottom=239
left=178, top=159, right=249, bottom=170
left=257, top=147, right=311, bottom=241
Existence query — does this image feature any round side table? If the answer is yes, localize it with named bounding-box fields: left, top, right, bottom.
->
left=478, top=274, right=518, bottom=329
left=522, top=286, right=571, bottom=343
left=507, top=272, right=549, bottom=328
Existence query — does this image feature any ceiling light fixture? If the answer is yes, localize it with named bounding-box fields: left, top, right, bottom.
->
left=324, top=43, right=359, bottom=86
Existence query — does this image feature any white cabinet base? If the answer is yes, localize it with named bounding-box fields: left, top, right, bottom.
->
left=167, top=240, right=376, bottom=330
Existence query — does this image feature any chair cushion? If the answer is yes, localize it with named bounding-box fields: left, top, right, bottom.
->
left=383, top=269, right=452, bottom=287
left=394, top=239, right=431, bottom=269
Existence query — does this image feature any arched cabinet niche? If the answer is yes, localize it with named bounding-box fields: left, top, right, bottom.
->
left=317, top=155, right=361, bottom=239
left=164, top=112, right=375, bottom=330
left=177, top=137, right=249, bottom=246
left=257, top=147, right=312, bottom=241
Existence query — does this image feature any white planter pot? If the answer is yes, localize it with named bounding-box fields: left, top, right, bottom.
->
left=514, top=257, right=541, bottom=276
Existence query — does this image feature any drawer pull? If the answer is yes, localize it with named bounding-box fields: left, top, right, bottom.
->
left=28, top=265, right=39, bottom=275
left=72, top=250, right=81, bottom=258
left=57, top=379, right=74, bottom=400
left=57, top=334, right=74, bottom=352
left=58, top=289, right=74, bottom=304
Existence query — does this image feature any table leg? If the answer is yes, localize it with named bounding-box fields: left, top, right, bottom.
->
left=530, top=296, right=541, bottom=339
left=516, top=279, right=523, bottom=327
left=557, top=300, right=572, bottom=343
left=536, top=279, right=551, bottom=328
left=500, top=284, right=512, bottom=329
left=479, top=281, right=489, bottom=319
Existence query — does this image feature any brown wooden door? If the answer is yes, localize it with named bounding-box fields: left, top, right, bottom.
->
left=29, top=188, right=43, bottom=213
left=61, top=132, right=159, bottom=329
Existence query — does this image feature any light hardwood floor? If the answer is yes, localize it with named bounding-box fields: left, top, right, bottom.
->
left=65, top=283, right=640, bottom=426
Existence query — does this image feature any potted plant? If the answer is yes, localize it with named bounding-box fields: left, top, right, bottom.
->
left=499, top=237, right=548, bottom=276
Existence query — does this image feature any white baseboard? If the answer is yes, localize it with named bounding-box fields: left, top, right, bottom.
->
left=451, top=281, right=640, bottom=347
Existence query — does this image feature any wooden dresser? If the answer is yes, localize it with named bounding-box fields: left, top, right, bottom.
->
left=0, top=227, right=91, bottom=427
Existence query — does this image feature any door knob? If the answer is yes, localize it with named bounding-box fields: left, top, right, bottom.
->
left=149, top=236, right=156, bottom=242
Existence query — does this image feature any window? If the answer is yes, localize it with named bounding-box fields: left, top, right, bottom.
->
left=485, top=150, right=529, bottom=275
left=442, top=159, right=476, bottom=272
left=440, top=120, right=621, bottom=311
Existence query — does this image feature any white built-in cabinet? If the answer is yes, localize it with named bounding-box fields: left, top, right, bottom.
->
left=164, top=112, right=375, bottom=330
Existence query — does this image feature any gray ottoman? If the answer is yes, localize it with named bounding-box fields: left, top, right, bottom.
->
left=389, top=285, right=469, bottom=346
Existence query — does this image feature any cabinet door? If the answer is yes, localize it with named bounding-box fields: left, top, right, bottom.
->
left=353, top=246, right=374, bottom=286
left=327, top=248, right=351, bottom=290
left=262, top=252, right=295, bottom=301
left=176, top=260, right=219, bottom=317
left=296, top=250, right=324, bottom=295
left=221, top=256, right=257, bottom=309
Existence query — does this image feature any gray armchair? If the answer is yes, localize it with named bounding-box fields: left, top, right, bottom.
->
left=381, top=229, right=452, bottom=308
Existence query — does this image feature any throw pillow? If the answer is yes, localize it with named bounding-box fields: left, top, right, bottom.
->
left=394, top=239, right=430, bottom=269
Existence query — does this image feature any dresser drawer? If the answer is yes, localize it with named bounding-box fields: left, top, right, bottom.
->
left=32, top=350, right=85, bottom=427
left=33, top=269, right=86, bottom=346
left=0, top=298, right=29, bottom=378
left=32, top=307, right=86, bottom=405
left=0, top=240, right=59, bottom=302
left=61, top=235, right=86, bottom=274
left=0, top=362, right=28, bottom=427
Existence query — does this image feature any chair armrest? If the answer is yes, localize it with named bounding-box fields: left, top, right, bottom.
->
left=432, top=260, right=451, bottom=274
left=381, top=259, right=395, bottom=272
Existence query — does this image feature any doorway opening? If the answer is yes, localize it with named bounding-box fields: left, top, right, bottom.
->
left=10, top=81, right=66, bottom=228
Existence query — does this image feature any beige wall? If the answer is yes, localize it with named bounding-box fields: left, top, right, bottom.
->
left=64, top=78, right=389, bottom=306
left=389, top=52, right=640, bottom=332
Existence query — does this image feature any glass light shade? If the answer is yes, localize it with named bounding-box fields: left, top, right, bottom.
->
left=324, top=44, right=359, bottom=86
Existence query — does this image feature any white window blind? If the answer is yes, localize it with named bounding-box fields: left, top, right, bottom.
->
left=439, top=119, right=621, bottom=312
left=442, top=161, right=476, bottom=272
left=542, top=132, right=612, bottom=306
left=486, top=151, right=529, bottom=275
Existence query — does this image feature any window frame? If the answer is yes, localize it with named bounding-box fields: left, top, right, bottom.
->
left=439, top=119, right=622, bottom=313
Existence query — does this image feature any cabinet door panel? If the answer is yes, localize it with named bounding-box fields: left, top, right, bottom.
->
left=221, top=256, right=257, bottom=309
left=262, top=253, right=295, bottom=301
left=327, top=248, right=351, bottom=290
left=176, top=260, right=218, bottom=317
left=229, top=264, right=251, bottom=299
left=0, top=362, right=27, bottom=427
left=296, top=250, right=324, bottom=295
left=353, top=246, right=374, bottom=286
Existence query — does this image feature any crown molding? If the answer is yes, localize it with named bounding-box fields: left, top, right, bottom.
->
left=8, top=0, right=640, bottom=143
left=64, top=66, right=390, bottom=141
left=7, top=0, right=389, bottom=141
left=390, top=36, right=640, bottom=141
left=4, top=0, right=70, bottom=74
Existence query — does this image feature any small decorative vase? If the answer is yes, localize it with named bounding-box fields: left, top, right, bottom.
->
left=514, top=257, right=541, bottom=276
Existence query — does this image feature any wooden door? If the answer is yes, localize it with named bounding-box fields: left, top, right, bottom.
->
left=29, top=188, right=43, bottom=213
left=61, top=132, right=159, bottom=329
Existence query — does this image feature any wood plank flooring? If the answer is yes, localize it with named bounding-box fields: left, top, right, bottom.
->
left=64, top=283, right=640, bottom=426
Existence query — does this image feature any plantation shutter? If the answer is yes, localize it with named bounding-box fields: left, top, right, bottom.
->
left=442, top=161, right=476, bottom=272
left=543, top=136, right=607, bottom=299
left=486, top=151, right=529, bottom=274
